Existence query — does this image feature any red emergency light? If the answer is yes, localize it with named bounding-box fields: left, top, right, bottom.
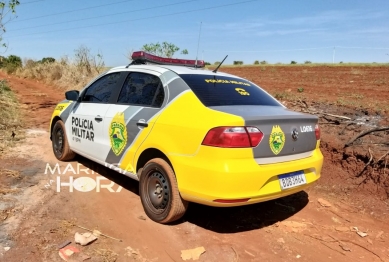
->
left=131, top=51, right=205, bottom=68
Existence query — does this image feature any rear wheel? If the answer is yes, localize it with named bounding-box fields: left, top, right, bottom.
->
left=139, top=158, right=188, bottom=223
left=52, top=120, right=75, bottom=161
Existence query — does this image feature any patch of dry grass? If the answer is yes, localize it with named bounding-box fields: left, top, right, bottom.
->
left=16, top=59, right=100, bottom=91
left=16, top=47, right=106, bottom=91
left=0, top=80, right=22, bottom=154
left=1, top=169, right=21, bottom=178
left=0, top=187, right=19, bottom=195
left=56, top=219, right=77, bottom=236
left=94, top=248, right=118, bottom=262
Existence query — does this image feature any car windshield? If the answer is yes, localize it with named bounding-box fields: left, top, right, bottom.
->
left=179, top=74, right=281, bottom=107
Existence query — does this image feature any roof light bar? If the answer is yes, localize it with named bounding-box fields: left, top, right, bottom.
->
left=131, top=51, right=205, bottom=68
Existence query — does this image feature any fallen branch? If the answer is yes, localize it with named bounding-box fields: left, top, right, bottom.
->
left=345, top=127, right=389, bottom=147
left=75, top=224, right=122, bottom=242
left=328, top=234, right=384, bottom=261
left=376, top=151, right=389, bottom=163
left=304, top=234, right=337, bottom=243
left=341, top=240, right=384, bottom=262
left=339, top=122, right=357, bottom=135
left=320, top=242, right=346, bottom=256
left=231, top=246, right=239, bottom=262
left=322, top=116, right=341, bottom=125
left=329, top=209, right=351, bottom=223
left=356, top=148, right=374, bottom=178
left=322, top=113, right=351, bottom=120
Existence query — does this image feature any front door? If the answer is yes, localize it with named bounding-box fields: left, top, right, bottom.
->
left=66, top=72, right=125, bottom=162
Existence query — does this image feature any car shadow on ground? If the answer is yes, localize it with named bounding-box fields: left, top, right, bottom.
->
left=75, top=155, right=140, bottom=194
left=182, top=191, right=309, bottom=233
left=76, top=155, right=309, bottom=233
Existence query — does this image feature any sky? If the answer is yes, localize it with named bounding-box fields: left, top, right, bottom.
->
left=3, top=0, right=389, bottom=66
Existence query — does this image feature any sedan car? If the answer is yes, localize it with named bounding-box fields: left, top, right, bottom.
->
left=50, top=51, right=323, bottom=223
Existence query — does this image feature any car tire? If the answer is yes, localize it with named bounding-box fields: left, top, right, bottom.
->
left=139, top=158, right=188, bottom=224
left=52, top=120, right=76, bottom=161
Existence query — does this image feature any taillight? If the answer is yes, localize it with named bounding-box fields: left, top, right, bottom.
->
left=202, top=127, right=263, bottom=148
left=315, top=124, right=320, bottom=140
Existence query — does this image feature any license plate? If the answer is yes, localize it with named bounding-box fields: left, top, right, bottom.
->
left=278, top=171, right=306, bottom=190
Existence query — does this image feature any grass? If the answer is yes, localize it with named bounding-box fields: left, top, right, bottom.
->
left=0, top=79, right=22, bottom=154
left=15, top=59, right=103, bottom=91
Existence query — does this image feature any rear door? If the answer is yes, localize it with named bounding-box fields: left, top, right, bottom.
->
left=66, top=72, right=127, bottom=162
left=103, top=71, right=166, bottom=172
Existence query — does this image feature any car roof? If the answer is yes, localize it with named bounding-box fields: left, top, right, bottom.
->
left=106, top=64, right=242, bottom=79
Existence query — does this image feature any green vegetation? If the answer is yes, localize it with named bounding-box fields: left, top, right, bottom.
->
left=0, top=79, right=22, bottom=153
left=254, top=60, right=267, bottom=65
left=0, top=1, right=20, bottom=48
left=290, top=61, right=297, bottom=64
left=0, top=54, right=22, bottom=73
left=40, top=57, right=55, bottom=63
left=141, top=42, right=188, bottom=58
left=233, top=61, right=244, bottom=65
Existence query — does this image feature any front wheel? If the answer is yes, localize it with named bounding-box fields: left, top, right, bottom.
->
left=52, top=120, right=75, bottom=161
left=139, top=158, right=188, bottom=223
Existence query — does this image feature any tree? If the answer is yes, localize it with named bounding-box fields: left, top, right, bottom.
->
left=2, top=54, right=21, bottom=73
left=0, top=1, right=20, bottom=48
left=74, top=45, right=105, bottom=74
left=40, top=57, right=56, bottom=63
left=141, top=42, right=187, bottom=58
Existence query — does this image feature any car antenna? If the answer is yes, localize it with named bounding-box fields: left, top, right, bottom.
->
left=212, top=55, right=228, bottom=73
left=195, top=22, right=202, bottom=69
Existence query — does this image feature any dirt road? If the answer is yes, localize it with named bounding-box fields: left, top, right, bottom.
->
left=1, top=71, right=389, bottom=262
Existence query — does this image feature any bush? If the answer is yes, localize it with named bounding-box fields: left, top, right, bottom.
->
left=304, top=61, right=312, bottom=64
left=290, top=61, right=297, bottom=64
left=24, top=59, right=37, bottom=69
left=0, top=79, right=21, bottom=151
left=233, top=61, right=243, bottom=65
left=204, top=62, right=211, bottom=65
left=40, top=57, right=56, bottom=64
left=2, top=55, right=23, bottom=73
left=254, top=60, right=259, bottom=65
left=260, top=60, right=267, bottom=65
left=214, top=61, right=221, bottom=65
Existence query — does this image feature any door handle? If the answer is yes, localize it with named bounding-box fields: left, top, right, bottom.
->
left=136, top=122, right=148, bottom=128
left=95, top=116, right=103, bottom=122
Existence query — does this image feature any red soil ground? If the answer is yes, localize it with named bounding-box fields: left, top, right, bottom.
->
left=1, top=66, right=388, bottom=262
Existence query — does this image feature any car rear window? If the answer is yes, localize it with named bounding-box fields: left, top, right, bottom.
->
left=179, top=74, right=281, bottom=107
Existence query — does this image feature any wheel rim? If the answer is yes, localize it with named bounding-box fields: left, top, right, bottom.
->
left=53, top=127, right=64, bottom=157
left=145, top=169, right=170, bottom=214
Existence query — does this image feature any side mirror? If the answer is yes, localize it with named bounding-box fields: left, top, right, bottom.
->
left=65, top=90, right=79, bottom=101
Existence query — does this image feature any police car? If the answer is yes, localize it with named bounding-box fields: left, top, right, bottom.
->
left=50, top=51, right=323, bottom=223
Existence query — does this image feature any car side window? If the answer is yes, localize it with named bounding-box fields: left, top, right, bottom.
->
left=82, top=73, right=121, bottom=103
left=117, top=72, right=164, bottom=107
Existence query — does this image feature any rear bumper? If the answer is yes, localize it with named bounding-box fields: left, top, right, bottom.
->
left=170, top=148, right=323, bottom=207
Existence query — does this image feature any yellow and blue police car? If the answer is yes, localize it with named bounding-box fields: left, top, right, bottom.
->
left=50, top=51, right=323, bottom=223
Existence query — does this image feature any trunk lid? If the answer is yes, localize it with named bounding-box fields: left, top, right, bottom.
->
left=209, top=105, right=318, bottom=163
